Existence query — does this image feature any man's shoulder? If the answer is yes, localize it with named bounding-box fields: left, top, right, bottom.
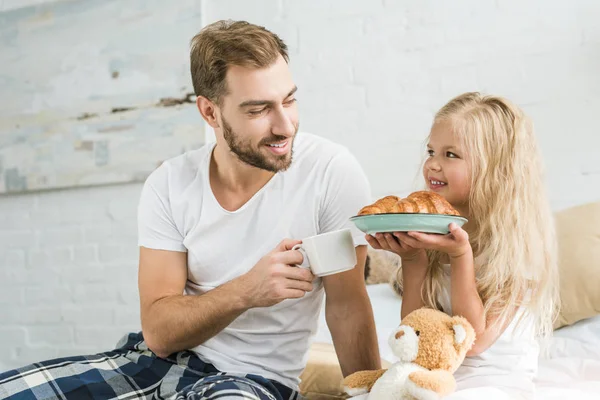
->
left=144, top=144, right=212, bottom=192
left=161, top=144, right=212, bottom=172
left=293, top=132, right=355, bottom=168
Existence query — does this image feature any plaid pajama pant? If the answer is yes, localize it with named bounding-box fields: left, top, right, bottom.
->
left=0, top=332, right=301, bottom=400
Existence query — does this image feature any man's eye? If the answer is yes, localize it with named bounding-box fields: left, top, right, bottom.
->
left=284, top=98, right=297, bottom=106
left=248, top=108, right=266, bottom=116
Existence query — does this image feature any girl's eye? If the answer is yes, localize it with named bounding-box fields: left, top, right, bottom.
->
left=446, top=151, right=458, bottom=158
left=427, top=150, right=434, bottom=157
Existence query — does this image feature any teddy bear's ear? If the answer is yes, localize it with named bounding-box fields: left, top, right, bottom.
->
left=448, top=316, right=476, bottom=352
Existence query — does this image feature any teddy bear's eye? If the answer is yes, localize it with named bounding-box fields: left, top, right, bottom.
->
left=415, top=330, right=420, bottom=336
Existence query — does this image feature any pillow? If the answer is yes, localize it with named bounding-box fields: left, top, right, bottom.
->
left=554, top=200, right=600, bottom=329
left=299, top=342, right=346, bottom=399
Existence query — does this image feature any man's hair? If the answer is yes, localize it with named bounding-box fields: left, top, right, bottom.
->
left=190, top=20, right=289, bottom=105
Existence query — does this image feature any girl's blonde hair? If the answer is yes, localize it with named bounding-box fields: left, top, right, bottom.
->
left=399, top=92, right=559, bottom=340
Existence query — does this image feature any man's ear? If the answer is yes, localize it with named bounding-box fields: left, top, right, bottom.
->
left=196, top=95, right=220, bottom=129
left=449, top=316, right=475, bottom=352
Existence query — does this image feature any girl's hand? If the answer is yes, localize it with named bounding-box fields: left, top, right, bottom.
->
left=365, top=232, right=426, bottom=262
left=395, top=223, right=471, bottom=259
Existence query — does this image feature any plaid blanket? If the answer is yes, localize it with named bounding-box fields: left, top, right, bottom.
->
left=0, top=332, right=300, bottom=400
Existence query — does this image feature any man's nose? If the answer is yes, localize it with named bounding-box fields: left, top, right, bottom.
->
left=271, top=108, right=296, bottom=137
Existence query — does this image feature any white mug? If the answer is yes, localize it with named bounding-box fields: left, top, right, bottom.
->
left=292, top=228, right=357, bottom=277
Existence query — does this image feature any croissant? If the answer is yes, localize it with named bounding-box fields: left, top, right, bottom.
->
left=358, top=191, right=460, bottom=216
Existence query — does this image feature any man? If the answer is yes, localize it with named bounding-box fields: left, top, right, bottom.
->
left=0, top=20, right=380, bottom=400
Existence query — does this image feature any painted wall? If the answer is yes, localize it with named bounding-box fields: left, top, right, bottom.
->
left=0, top=0, right=205, bottom=194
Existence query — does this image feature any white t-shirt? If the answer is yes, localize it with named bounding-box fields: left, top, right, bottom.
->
left=437, top=264, right=539, bottom=398
left=137, top=132, right=371, bottom=390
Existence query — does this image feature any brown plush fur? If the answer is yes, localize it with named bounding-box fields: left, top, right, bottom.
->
left=404, top=308, right=474, bottom=372
left=343, top=369, right=388, bottom=392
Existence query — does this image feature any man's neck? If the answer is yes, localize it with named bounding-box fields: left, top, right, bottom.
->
left=210, top=143, right=275, bottom=211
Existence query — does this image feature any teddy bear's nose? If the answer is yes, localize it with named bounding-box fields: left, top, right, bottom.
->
left=395, top=330, right=405, bottom=339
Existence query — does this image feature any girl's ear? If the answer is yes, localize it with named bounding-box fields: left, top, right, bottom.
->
left=448, top=316, right=476, bottom=352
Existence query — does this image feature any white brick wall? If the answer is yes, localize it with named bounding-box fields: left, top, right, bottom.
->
left=0, top=183, right=142, bottom=371
left=1, top=0, right=600, bottom=372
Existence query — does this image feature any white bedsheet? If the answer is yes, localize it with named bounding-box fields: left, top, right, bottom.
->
left=313, top=284, right=600, bottom=400
left=535, top=313, right=600, bottom=399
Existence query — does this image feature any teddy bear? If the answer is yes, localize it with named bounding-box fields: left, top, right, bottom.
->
left=343, top=308, right=476, bottom=400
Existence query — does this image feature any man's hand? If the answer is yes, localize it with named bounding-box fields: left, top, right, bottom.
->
left=238, top=239, right=316, bottom=308
left=139, top=239, right=315, bottom=357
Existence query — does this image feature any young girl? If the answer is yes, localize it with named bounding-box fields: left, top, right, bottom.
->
left=367, top=92, right=559, bottom=399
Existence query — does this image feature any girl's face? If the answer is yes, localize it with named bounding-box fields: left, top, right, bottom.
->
left=423, top=120, right=471, bottom=214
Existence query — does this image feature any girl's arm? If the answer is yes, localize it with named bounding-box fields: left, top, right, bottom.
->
left=452, top=251, right=522, bottom=355
left=465, top=311, right=518, bottom=356
left=450, top=250, right=490, bottom=355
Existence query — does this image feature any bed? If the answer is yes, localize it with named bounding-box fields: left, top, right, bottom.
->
left=312, top=283, right=600, bottom=400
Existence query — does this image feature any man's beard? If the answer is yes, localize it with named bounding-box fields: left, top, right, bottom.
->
left=222, top=117, right=298, bottom=173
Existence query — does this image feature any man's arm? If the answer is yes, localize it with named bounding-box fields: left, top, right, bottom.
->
left=364, top=233, right=428, bottom=320
left=323, top=245, right=381, bottom=376
left=138, top=247, right=249, bottom=358
left=139, top=240, right=314, bottom=358
left=400, top=259, right=428, bottom=320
